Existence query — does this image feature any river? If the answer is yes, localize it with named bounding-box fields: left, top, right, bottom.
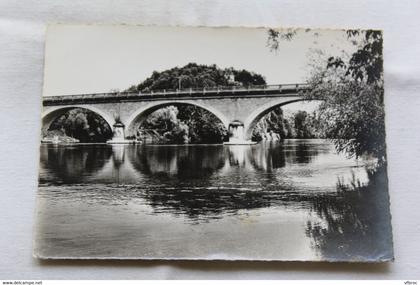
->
left=34, top=139, right=393, bottom=261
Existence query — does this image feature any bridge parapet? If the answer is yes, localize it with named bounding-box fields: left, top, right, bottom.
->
left=43, top=83, right=310, bottom=105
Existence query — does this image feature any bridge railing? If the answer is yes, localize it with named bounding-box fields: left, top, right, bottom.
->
left=141, top=83, right=310, bottom=95
left=44, top=83, right=310, bottom=102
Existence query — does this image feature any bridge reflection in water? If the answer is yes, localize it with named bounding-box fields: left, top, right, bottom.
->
left=36, top=139, right=393, bottom=261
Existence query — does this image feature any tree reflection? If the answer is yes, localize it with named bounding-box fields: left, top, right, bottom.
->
left=137, top=186, right=277, bottom=222
left=248, top=140, right=326, bottom=170
left=249, top=141, right=286, bottom=171
left=283, top=140, right=324, bottom=164
left=126, top=142, right=325, bottom=222
left=39, top=145, right=112, bottom=184
left=128, top=145, right=226, bottom=179
left=305, top=167, right=393, bottom=261
left=293, top=142, right=312, bottom=164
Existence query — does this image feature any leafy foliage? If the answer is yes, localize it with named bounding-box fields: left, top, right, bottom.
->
left=328, top=30, right=383, bottom=85
left=306, top=30, right=386, bottom=164
left=177, top=105, right=228, bottom=143
left=307, top=78, right=385, bottom=162
left=126, top=63, right=266, bottom=92
left=251, top=108, right=322, bottom=141
left=252, top=108, right=289, bottom=141
left=49, top=108, right=113, bottom=143
left=293, top=111, right=321, bottom=139
left=140, top=105, right=227, bottom=144
left=267, top=28, right=298, bottom=51
left=140, top=106, right=190, bottom=144
left=267, top=28, right=386, bottom=165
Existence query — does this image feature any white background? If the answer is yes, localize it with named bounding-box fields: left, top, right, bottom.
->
left=0, top=0, right=419, bottom=280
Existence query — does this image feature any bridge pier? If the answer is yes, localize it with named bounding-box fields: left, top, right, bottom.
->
left=224, top=120, right=256, bottom=145
left=107, top=122, right=132, bottom=144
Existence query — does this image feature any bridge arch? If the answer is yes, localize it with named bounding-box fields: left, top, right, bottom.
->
left=41, top=105, right=115, bottom=134
left=243, top=97, right=318, bottom=140
left=125, top=101, right=230, bottom=137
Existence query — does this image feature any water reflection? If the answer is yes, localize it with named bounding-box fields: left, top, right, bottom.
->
left=306, top=168, right=393, bottom=261
left=39, top=145, right=112, bottom=184
left=38, top=140, right=373, bottom=216
left=39, top=140, right=333, bottom=185
left=37, top=140, right=392, bottom=260
left=128, top=145, right=226, bottom=179
left=248, top=142, right=286, bottom=171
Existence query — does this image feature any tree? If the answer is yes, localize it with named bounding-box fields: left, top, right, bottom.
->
left=49, top=108, right=112, bottom=142
left=228, top=68, right=266, bottom=86
left=251, top=107, right=323, bottom=141
left=307, top=30, right=385, bottom=164
left=268, top=29, right=386, bottom=165
left=252, top=108, right=289, bottom=141
left=126, top=63, right=266, bottom=92
left=141, top=106, right=189, bottom=144
left=140, top=105, right=227, bottom=144
left=177, top=105, right=227, bottom=143
left=293, top=111, right=314, bottom=138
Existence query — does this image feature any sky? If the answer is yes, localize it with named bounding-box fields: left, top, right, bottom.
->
left=43, top=25, right=357, bottom=97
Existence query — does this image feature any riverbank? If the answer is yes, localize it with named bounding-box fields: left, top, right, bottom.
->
left=41, top=130, right=79, bottom=144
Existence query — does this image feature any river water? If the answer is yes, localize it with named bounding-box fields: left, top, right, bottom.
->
left=35, top=139, right=393, bottom=261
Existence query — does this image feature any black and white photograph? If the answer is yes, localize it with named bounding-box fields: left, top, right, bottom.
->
left=34, top=25, right=393, bottom=261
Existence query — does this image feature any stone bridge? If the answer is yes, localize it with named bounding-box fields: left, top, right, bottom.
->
left=42, top=84, right=310, bottom=144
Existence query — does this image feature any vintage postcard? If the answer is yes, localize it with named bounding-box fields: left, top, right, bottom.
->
left=35, top=25, right=393, bottom=261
